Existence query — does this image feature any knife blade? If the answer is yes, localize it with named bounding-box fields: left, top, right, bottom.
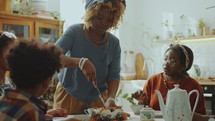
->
left=92, top=81, right=107, bottom=108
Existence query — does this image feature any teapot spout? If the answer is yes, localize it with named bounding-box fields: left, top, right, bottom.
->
left=155, top=90, right=166, bottom=117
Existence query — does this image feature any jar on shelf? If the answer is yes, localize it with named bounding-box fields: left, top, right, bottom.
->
left=30, top=0, right=47, bottom=11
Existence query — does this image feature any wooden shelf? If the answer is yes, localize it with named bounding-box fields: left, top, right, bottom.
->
left=173, top=36, right=215, bottom=43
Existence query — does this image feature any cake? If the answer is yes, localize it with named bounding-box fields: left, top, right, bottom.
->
left=90, top=106, right=130, bottom=121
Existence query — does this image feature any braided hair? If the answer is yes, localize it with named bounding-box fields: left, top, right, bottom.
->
left=0, top=32, right=16, bottom=56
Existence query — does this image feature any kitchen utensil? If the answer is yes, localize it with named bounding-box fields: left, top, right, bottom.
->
left=155, top=84, right=199, bottom=121
left=92, top=81, right=107, bottom=108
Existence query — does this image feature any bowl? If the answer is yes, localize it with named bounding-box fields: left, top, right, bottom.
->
left=130, top=105, right=144, bottom=115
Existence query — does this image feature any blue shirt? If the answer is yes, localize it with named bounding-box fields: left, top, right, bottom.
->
left=55, top=24, right=121, bottom=103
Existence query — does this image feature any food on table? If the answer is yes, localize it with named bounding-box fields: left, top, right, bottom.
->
left=90, top=106, right=130, bottom=121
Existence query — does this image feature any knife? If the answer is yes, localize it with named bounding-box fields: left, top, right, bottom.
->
left=92, top=81, right=107, bottom=108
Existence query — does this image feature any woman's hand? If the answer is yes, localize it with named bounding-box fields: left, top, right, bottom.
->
left=45, top=108, right=68, bottom=120
left=131, top=90, right=148, bottom=105
left=60, top=55, right=97, bottom=87
left=65, top=118, right=81, bottom=121
left=192, top=113, right=211, bottom=121
left=105, top=97, right=117, bottom=107
left=82, top=60, right=97, bottom=88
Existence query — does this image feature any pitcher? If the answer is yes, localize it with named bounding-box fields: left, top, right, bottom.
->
left=155, top=84, right=199, bottom=121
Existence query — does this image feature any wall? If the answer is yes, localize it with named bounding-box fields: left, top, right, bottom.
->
left=59, top=0, right=85, bottom=31
left=120, top=0, right=215, bottom=79
left=49, top=0, right=215, bottom=113
left=46, top=0, right=60, bottom=12
left=59, top=1, right=119, bottom=36
left=56, top=0, right=215, bottom=79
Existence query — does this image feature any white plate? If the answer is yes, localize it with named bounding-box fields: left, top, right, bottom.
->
left=53, top=114, right=90, bottom=121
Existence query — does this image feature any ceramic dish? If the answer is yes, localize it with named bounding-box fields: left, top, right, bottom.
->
left=155, top=110, right=163, bottom=118
left=53, top=114, right=90, bottom=121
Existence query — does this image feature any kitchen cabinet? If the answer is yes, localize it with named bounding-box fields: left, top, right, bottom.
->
left=0, top=0, right=12, bottom=13
left=198, top=81, right=215, bottom=115
left=0, top=12, right=64, bottom=42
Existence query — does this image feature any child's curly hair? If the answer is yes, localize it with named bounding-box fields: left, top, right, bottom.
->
left=7, top=40, right=62, bottom=89
left=83, top=0, right=125, bottom=30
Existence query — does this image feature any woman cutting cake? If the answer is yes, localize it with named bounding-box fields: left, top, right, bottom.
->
left=54, top=0, right=126, bottom=114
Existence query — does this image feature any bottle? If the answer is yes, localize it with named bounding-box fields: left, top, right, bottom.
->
left=140, top=105, right=155, bottom=121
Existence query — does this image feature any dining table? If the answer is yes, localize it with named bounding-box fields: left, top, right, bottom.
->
left=53, top=112, right=164, bottom=121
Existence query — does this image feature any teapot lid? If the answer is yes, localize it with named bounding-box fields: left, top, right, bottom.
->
left=169, top=84, right=186, bottom=92
left=140, top=105, right=154, bottom=112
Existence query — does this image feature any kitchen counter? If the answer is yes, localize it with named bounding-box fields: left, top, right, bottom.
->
left=197, top=79, right=215, bottom=85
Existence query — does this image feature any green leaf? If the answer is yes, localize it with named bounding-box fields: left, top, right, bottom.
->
left=127, top=97, right=136, bottom=105
left=180, top=15, right=186, bottom=20
left=122, top=93, right=128, bottom=98
left=116, top=89, right=122, bottom=97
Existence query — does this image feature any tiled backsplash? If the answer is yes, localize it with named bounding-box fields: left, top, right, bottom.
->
left=154, top=41, right=215, bottom=79
left=184, top=42, right=215, bottom=79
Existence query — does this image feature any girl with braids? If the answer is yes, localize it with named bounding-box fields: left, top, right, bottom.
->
left=0, top=32, right=17, bottom=96
left=132, top=44, right=206, bottom=115
left=54, top=0, right=126, bottom=114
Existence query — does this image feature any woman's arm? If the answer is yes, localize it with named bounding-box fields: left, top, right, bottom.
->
left=192, top=112, right=212, bottom=121
left=60, top=54, right=97, bottom=86
left=60, top=54, right=80, bottom=68
left=106, top=80, right=119, bottom=107
left=46, top=108, right=68, bottom=120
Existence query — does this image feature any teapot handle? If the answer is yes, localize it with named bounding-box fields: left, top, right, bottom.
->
left=188, top=90, right=199, bottom=120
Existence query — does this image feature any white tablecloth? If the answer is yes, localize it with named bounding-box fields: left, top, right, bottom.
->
left=53, top=113, right=164, bottom=121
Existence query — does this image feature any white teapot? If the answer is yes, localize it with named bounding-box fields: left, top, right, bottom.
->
left=155, top=84, right=199, bottom=121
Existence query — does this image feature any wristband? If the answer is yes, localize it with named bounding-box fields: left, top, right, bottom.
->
left=78, top=57, right=84, bottom=69
left=106, top=97, right=115, bottom=102
left=79, top=58, right=88, bottom=70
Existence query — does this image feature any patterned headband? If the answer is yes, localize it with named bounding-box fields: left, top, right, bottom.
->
left=0, top=32, right=17, bottom=40
left=177, top=44, right=190, bottom=70
left=85, top=0, right=126, bottom=10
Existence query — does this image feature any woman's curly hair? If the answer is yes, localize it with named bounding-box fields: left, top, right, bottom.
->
left=7, top=40, right=62, bottom=89
left=83, top=0, right=125, bottom=30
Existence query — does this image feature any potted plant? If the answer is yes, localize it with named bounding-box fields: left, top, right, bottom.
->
left=115, top=88, right=136, bottom=105
left=180, top=15, right=197, bottom=37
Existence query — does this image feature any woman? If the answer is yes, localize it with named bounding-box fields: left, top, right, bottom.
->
left=53, top=0, right=126, bottom=114
left=133, top=44, right=206, bottom=115
left=0, top=31, right=17, bottom=96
